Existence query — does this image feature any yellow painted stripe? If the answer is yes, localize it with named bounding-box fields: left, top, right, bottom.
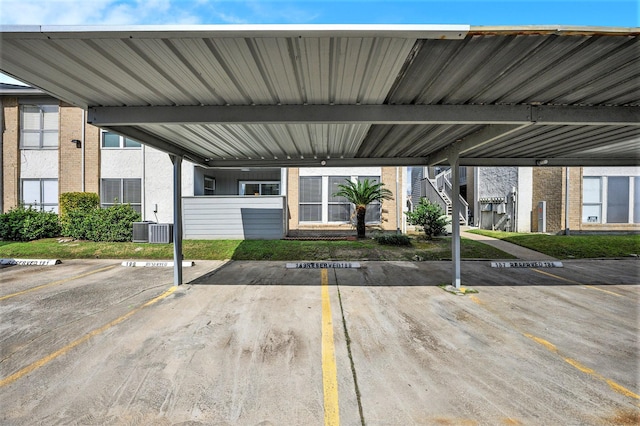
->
left=532, top=269, right=622, bottom=297
left=526, top=333, right=639, bottom=400
left=321, top=268, right=340, bottom=426
left=0, top=264, right=117, bottom=301
left=523, top=333, right=558, bottom=353
left=0, top=286, right=177, bottom=388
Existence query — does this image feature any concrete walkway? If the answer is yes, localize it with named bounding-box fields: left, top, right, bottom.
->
left=461, top=228, right=558, bottom=261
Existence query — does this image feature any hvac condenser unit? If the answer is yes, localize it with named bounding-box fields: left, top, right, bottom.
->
left=149, top=223, right=173, bottom=244
left=132, top=221, right=155, bottom=243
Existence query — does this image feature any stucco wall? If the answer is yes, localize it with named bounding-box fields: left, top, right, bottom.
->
left=477, top=167, right=520, bottom=231
left=20, top=150, right=59, bottom=178
left=516, top=167, right=533, bottom=232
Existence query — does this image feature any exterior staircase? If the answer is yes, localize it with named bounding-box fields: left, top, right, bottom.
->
left=422, top=168, right=469, bottom=226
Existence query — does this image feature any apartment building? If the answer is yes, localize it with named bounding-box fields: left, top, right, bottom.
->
left=412, top=165, right=640, bottom=234
left=1, top=84, right=407, bottom=238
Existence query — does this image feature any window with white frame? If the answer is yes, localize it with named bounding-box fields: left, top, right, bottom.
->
left=204, top=177, right=216, bottom=195
left=239, top=181, right=280, bottom=196
left=582, top=177, right=602, bottom=223
left=607, top=176, right=630, bottom=223
left=299, top=175, right=383, bottom=224
left=635, top=177, right=640, bottom=224
left=101, top=130, right=142, bottom=149
left=299, top=177, right=322, bottom=222
left=583, top=176, right=639, bottom=224
left=21, top=179, right=59, bottom=213
left=101, top=178, right=142, bottom=213
left=20, top=104, right=59, bottom=149
left=328, top=176, right=351, bottom=222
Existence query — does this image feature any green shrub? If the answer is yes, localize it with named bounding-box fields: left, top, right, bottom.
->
left=59, top=192, right=139, bottom=242
left=375, top=233, right=412, bottom=246
left=82, top=204, right=141, bottom=242
left=406, top=198, right=450, bottom=240
left=84, top=204, right=140, bottom=242
left=0, top=205, right=61, bottom=241
left=60, top=192, right=99, bottom=217
left=60, top=192, right=100, bottom=237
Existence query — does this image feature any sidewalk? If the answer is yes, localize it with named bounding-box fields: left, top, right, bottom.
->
left=460, top=228, right=558, bottom=261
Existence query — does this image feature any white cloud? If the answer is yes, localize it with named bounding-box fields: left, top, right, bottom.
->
left=0, top=0, right=205, bottom=25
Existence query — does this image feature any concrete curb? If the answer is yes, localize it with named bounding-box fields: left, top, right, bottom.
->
left=121, top=261, right=195, bottom=267
left=0, top=259, right=61, bottom=266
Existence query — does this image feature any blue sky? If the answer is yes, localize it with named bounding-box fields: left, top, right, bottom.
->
left=0, top=0, right=637, bottom=84
left=0, top=0, right=637, bottom=27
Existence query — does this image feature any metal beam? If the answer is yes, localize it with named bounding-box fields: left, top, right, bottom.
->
left=88, top=104, right=534, bottom=126
left=457, top=157, right=640, bottom=166
left=449, top=153, right=461, bottom=290
left=103, top=126, right=209, bottom=166
left=533, top=105, right=640, bottom=126
left=171, top=155, right=183, bottom=286
left=204, top=156, right=430, bottom=168
left=88, top=104, right=640, bottom=126
left=427, top=124, right=534, bottom=165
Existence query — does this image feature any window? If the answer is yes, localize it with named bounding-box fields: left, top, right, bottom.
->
left=328, top=176, right=351, bottom=222
left=358, top=176, right=382, bottom=223
left=299, top=175, right=383, bottom=224
left=583, top=176, right=639, bottom=224
left=299, top=177, right=322, bottom=222
left=20, top=104, right=59, bottom=149
left=101, top=131, right=141, bottom=149
left=204, top=177, right=216, bottom=195
left=582, top=177, right=602, bottom=223
left=635, top=177, right=640, bottom=224
left=101, top=178, right=142, bottom=213
left=21, top=179, right=59, bottom=213
left=239, top=181, right=280, bottom=196
left=607, top=177, right=630, bottom=223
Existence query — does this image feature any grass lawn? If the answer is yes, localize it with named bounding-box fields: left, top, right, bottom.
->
left=2, top=232, right=637, bottom=261
left=0, top=236, right=515, bottom=261
left=467, top=230, right=640, bottom=259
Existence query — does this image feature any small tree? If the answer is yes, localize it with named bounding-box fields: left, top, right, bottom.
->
left=332, top=178, right=393, bottom=239
left=406, top=198, right=450, bottom=240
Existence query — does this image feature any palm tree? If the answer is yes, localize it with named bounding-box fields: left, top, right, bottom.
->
left=333, top=178, right=393, bottom=239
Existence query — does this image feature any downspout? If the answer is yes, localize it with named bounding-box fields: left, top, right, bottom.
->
left=565, top=167, right=570, bottom=235
left=81, top=109, right=85, bottom=192
left=142, top=144, right=146, bottom=220
left=396, top=166, right=401, bottom=233
left=0, top=98, right=4, bottom=212
left=474, top=167, right=480, bottom=227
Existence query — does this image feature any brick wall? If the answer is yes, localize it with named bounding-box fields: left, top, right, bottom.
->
left=58, top=103, right=100, bottom=196
left=287, top=167, right=299, bottom=230
left=2, top=97, right=20, bottom=212
left=59, top=103, right=83, bottom=194
left=84, top=123, right=100, bottom=194
left=381, top=166, right=398, bottom=231
left=287, top=166, right=401, bottom=233
left=532, top=167, right=563, bottom=233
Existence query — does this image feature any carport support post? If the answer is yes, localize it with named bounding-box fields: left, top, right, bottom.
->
left=449, top=153, right=461, bottom=289
left=171, top=155, right=183, bottom=286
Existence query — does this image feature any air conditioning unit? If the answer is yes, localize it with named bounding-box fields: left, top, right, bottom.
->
left=132, top=221, right=155, bottom=243
left=149, top=223, right=173, bottom=244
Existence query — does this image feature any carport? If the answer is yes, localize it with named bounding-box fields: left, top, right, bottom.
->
left=1, top=24, right=638, bottom=287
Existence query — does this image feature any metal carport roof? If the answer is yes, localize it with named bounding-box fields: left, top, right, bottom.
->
left=0, top=24, right=638, bottom=168
left=1, top=24, right=638, bottom=287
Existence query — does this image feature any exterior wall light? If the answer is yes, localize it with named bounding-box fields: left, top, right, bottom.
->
left=71, top=139, right=81, bottom=148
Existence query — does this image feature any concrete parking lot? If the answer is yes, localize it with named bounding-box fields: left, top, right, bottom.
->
left=1, top=258, right=638, bottom=425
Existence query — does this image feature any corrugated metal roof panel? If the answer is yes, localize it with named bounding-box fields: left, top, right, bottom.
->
left=1, top=25, right=638, bottom=166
